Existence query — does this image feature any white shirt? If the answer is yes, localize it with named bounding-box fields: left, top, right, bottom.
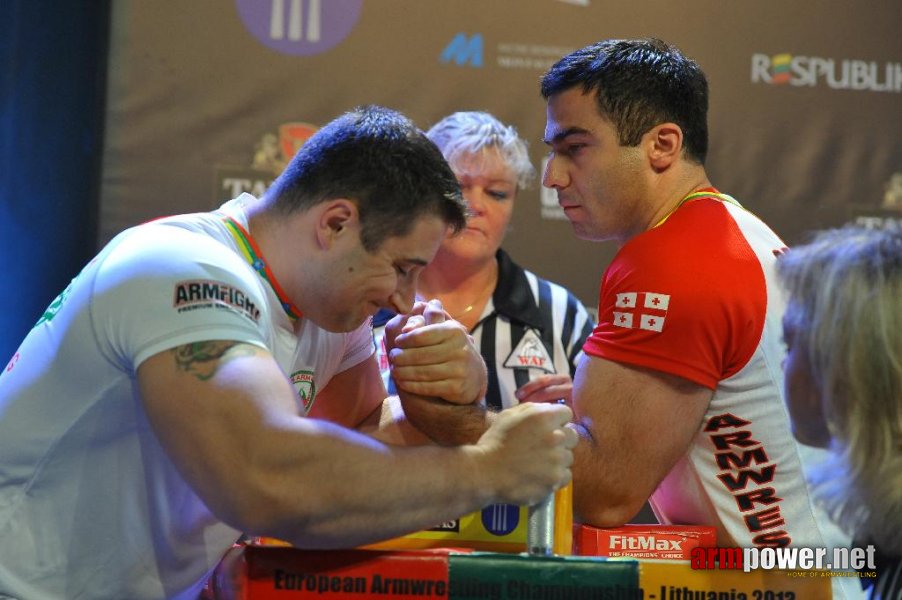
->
left=0, top=195, right=373, bottom=599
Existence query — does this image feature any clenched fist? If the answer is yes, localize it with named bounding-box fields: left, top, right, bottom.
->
left=471, top=402, right=577, bottom=507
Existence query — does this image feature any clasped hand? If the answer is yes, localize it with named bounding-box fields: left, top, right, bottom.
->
left=384, top=299, right=487, bottom=405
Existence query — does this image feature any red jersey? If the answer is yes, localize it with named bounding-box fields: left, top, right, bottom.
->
left=584, top=193, right=851, bottom=562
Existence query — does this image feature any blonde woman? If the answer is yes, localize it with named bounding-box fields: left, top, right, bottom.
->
left=778, top=224, right=902, bottom=599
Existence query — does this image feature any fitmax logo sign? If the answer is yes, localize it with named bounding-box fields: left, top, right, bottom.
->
left=440, top=33, right=483, bottom=67
left=751, top=53, right=902, bottom=92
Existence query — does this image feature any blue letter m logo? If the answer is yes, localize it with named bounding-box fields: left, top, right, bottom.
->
left=440, top=33, right=483, bottom=67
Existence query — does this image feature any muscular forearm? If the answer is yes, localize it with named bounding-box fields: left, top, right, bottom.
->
left=398, top=391, right=495, bottom=446
left=219, top=418, right=498, bottom=548
left=139, top=338, right=573, bottom=551
left=566, top=357, right=713, bottom=528
left=256, top=424, right=497, bottom=548
left=569, top=420, right=650, bottom=527
left=241, top=407, right=569, bottom=548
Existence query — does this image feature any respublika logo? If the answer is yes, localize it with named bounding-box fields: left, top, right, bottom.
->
left=235, top=0, right=363, bottom=56
left=752, top=52, right=902, bottom=92
left=440, top=33, right=483, bottom=67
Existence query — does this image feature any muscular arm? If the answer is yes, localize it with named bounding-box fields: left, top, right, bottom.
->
left=137, top=340, right=573, bottom=548
left=305, top=356, right=386, bottom=429
left=310, top=357, right=431, bottom=446
left=397, top=392, right=497, bottom=446
left=569, top=355, right=712, bottom=526
left=389, top=341, right=711, bottom=526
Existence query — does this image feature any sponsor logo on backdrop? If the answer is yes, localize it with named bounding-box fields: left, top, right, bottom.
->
left=214, top=122, right=319, bottom=203
left=438, top=33, right=574, bottom=72
left=497, top=41, right=575, bottom=71
left=849, top=172, right=902, bottom=230
left=751, top=52, right=902, bottom=92
left=234, top=0, right=363, bottom=56
left=440, top=33, right=483, bottom=67
left=884, top=172, right=902, bottom=210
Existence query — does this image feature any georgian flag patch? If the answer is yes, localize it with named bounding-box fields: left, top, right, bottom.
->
left=612, top=292, right=670, bottom=333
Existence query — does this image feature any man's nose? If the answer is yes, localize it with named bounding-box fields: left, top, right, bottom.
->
left=389, top=280, right=417, bottom=314
left=542, top=156, right=568, bottom=190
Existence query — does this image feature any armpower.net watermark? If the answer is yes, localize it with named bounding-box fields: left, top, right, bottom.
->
left=691, top=545, right=878, bottom=578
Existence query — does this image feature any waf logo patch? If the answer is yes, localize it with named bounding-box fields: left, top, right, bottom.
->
left=612, top=292, right=670, bottom=333
left=503, top=329, right=555, bottom=374
left=290, top=370, right=316, bottom=414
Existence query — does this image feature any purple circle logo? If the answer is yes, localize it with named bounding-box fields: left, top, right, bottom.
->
left=235, top=0, right=363, bottom=56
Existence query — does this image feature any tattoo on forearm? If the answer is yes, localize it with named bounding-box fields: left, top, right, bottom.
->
left=171, top=341, right=256, bottom=381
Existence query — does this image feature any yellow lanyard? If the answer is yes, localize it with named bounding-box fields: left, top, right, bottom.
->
left=653, top=189, right=743, bottom=229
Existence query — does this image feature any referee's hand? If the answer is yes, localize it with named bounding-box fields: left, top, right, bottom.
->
left=514, top=374, right=574, bottom=406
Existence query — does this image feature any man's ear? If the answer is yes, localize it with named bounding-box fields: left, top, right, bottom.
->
left=646, top=123, right=683, bottom=172
left=314, top=199, right=359, bottom=248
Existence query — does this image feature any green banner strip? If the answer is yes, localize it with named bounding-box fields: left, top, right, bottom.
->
left=448, top=552, right=641, bottom=599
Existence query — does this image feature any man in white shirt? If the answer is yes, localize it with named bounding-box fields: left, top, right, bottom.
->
left=0, top=105, right=576, bottom=600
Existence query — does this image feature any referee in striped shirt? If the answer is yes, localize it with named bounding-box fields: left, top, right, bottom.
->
left=373, top=111, right=595, bottom=412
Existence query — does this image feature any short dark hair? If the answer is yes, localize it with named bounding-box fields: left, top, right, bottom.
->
left=541, top=38, right=709, bottom=165
left=267, top=105, right=466, bottom=251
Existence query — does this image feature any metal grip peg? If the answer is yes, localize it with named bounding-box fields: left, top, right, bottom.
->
left=526, top=492, right=556, bottom=556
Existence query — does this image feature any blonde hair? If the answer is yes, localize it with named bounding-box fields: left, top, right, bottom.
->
left=426, top=111, right=536, bottom=189
left=777, top=223, right=902, bottom=552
